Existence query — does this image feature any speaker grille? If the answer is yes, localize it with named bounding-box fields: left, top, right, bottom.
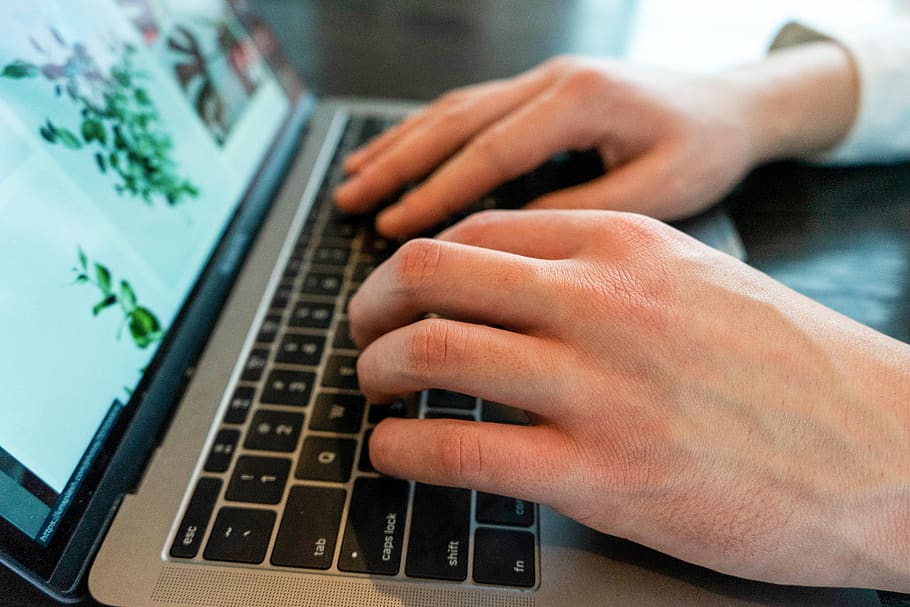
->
left=151, top=566, right=535, bottom=607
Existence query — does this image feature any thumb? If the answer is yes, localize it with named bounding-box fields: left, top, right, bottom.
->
left=526, top=152, right=701, bottom=221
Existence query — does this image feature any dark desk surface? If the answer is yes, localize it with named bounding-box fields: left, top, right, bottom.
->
left=5, top=1, right=908, bottom=605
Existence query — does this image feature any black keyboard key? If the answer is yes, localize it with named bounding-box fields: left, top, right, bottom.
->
left=405, top=484, right=470, bottom=581
left=301, top=271, right=343, bottom=296
left=290, top=243, right=308, bottom=262
left=241, top=348, right=270, bottom=382
left=338, top=477, right=409, bottom=575
left=260, top=369, right=315, bottom=407
left=257, top=314, right=283, bottom=344
left=271, top=486, right=346, bottom=570
left=296, top=436, right=357, bottom=482
left=360, top=232, right=394, bottom=260
left=343, top=289, right=355, bottom=314
left=351, top=260, right=377, bottom=283
left=309, top=393, right=365, bottom=434
left=204, top=429, right=239, bottom=472
left=473, top=528, right=536, bottom=588
left=298, top=220, right=314, bottom=242
left=203, top=507, right=276, bottom=564
left=283, top=256, right=305, bottom=282
left=244, top=410, right=303, bottom=452
left=289, top=301, right=334, bottom=329
left=481, top=400, right=530, bottom=425
left=322, top=354, right=359, bottom=390
left=224, top=386, right=255, bottom=424
left=225, top=456, right=290, bottom=504
left=313, top=245, right=350, bottom=267
left=425, top=411, right=474, bottom=421
left=367, top=396, right=419, bottom=424
left=476, top=492, right=534, bottom=527
left=332, top=320, right=357, bottom=350
left=275, top=333, right=325, bottom=367
left=322, top=217, right=359, bottom=241
left=170, top=477, right=221, bottom=558
left=359, top=116, right=385, bottom=142
left=271, top=283, right=294, bottom=310
left=358, top=429, right=375, bottom=473
left=426, top=389, right=476, bottom=410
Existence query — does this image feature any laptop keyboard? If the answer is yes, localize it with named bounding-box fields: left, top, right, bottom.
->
left=168, top=114, right=543, bottom=590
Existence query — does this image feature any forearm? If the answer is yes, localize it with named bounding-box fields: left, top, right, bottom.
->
left=721, top=41, right=859, bottom=165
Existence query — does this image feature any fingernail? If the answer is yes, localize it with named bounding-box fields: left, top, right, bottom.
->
left=333, top=179, right=356, bottom=205
left=343, top=152, right=363, bottom=175
left=376, top=205, right=401, bottom=235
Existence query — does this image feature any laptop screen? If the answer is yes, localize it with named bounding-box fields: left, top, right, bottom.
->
left=0, top=0, right=291, bottom=556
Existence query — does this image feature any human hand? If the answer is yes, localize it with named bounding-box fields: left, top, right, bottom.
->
left=334, top=43, right=857, bottom=239
left=349, top=210, right=910, bottom=591
left=334, top=56, right=755, bottom=238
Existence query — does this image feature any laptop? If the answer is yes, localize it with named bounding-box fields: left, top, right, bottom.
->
left=0, top=1, right=879, bottom=606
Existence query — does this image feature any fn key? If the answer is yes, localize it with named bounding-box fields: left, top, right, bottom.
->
left=473, top=528, right=536, bottom=588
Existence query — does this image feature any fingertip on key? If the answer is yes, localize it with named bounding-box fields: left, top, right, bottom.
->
left=343, top=151, right=365, bottom=175
left=333, top=179, right=359, bottom=210
left=376, top=205, right=406, bottom=238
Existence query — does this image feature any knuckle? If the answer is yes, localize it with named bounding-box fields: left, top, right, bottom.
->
left=438, top=424, right=484, bottom=484
left=542, top=54, right=579, bottom=73
left=438, top=85, right=470, bottom=106
left=391, top=238, right=443, bottom=295
left=404, top=318, right=454, bottom=379
left=612, top=213, right=671, bottom=253
left=447, top=209, right=504, bottom=244
left=573, top=216, right=675, bottom=330
left=558, top=65, right=609, bottom=101
left=585, top=416, right=670, bottom=493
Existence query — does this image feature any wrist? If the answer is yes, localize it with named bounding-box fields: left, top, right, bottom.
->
left=722, top=41, right=859, bottom=165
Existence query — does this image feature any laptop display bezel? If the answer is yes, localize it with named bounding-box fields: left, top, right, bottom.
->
left=0, top=4, right=314, bottom=598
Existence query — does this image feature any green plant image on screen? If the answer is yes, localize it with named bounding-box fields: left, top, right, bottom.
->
left=73, top=247, right=164, bottom=350
left=1, top=31, right=198, bottom=206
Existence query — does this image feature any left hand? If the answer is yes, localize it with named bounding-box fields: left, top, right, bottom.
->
left=333, top=56, right=758, bottom=238
left=348, top=209, right=910, bottom=591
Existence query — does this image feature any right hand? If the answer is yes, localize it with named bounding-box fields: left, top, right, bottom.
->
left=333, top=55, right=759, bottom=238
left=349, top=209, right=910, bottom=591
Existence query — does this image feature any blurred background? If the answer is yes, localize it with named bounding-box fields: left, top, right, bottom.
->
left=247, top=0, right=907, bottom=99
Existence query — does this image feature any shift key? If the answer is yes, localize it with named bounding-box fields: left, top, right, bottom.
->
left=338, top=477, right=409, bottom=575
left=406, top=483, right=470, bottom=581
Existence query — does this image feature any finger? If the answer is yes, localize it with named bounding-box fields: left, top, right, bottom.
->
left=356, top=317, right=568, bottom=416
left=348, top=238, right=551, bottom=347
left=343, top=80, right=504, bottom=175
left=436, top=209, right=595, bottom=259
left=343, top=113, right=421, bottom=176
left=525, top=149, right=699, bottom=220
left=375, top=84, right=591, bottom=238
left=370, top=418, right=571, bottom=503
left=334, top=71, right=556, bottom=213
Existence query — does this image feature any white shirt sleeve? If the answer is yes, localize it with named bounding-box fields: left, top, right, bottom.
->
left=770, top=20, right=910, bottom=165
